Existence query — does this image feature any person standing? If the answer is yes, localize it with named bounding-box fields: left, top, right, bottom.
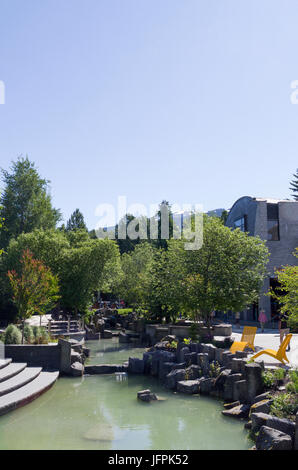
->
left=258, top=309, right=267, bottom=333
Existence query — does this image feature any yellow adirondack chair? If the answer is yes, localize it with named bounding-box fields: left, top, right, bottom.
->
left=230, top=326, right=257, bottom=354
left=251, top=334, right=292, bottom=365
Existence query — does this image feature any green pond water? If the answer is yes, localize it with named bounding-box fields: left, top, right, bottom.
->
left=0, top=338, right=251, bottom=450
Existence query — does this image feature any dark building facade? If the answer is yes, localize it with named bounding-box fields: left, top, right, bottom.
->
left=226, top=196, right=298, bottom=322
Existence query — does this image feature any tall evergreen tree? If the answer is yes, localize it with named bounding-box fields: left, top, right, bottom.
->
left=289, top=168, right=298, bottom=201
left=0, top=157, right=61, bottom=248
left=66, top=209, right=87, bottom=232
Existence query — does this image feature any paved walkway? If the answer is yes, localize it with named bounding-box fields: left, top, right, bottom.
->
left=231, top=325, right=298, bottom=369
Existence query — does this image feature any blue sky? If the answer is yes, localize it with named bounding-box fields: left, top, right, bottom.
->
left=0, top=0, right=298, bottom=229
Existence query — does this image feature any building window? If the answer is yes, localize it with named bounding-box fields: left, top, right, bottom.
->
left=267, top=204, right=279, bottom=241
left=234, top=215, right=247, bottom=232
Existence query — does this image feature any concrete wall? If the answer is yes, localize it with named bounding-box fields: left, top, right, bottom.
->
left=5, top=339, right=72, bottom=372
left=226, top=197, right=298, bottom=321
left=5, top=344, right=61, bottom=370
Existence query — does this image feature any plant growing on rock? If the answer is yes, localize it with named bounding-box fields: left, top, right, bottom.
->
left=209, top=361, right=221, bottom=378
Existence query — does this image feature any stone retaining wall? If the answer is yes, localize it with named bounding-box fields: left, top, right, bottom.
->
left=5, top=344, right=61, bottom=370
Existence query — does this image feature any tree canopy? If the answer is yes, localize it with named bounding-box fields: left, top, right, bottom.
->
left=66, top=209, right=87, bottom=232
left=3, top=229, right=121, bottom=315
left=0, top=157, right=61, bottom=248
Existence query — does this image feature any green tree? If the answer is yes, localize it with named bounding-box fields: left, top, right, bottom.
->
left=270, top=250, right=298, bottom=331
left=115, top=242, right=155, bottom=308
left=115, top=214, right=141, bottom=254
left=7, top=249, right=60, bottom=342
left=289, top=169, right=298, bottom=201
left=167, top=216, right=269, bottom=332
left=66, top=208, right=87, bottom=232
left=3, top=229, right=121, bottom=316
left=0, top=157, right=61, bottom=248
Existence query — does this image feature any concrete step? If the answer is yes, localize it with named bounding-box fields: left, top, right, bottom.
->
left=0, top=359, right=12, bottom=370
left=0, top=367, right=42, bottom=397
left=0, top=371, right=59, bottom=416
left=0, top=363, right=27, bottom=383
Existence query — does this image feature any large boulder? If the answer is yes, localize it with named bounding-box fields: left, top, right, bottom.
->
left=70, top=361, right=84, bottom=377
left=266, top=416, right=296, bottom=440
left=222, top=404, right=250, bottom=419
left=249, top=399, right=272, bottom=416
left=177, top=380, right=201, bottom=394
left=178, top=346, right=190, bottom=363
left=214, top=369, right=231, bottom=393
left=199, top=377, right=214, bottom=395
left=184, top=352, right=197, bottom=365
left=244, top=363, right=263, bottom=402
left=137, top=389, right=158, bottom=402
left=251, top=412, right=271, bottom=433
left=128, top=357, right=144, bottom=374
left=159, top=362, right=176, bottom=381
left=165, top=369, right=186, bottom=390
left=233, top=380, right=248, bottom=403
left=197, top=353, right=209, bottom=374
left=256, top=426, right=293, bottom=450
left=223, top=373, right=242, bottom=401
left=186, top=364, right=201, bottom=380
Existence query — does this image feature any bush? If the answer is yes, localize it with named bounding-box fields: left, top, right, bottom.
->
left=4, top=324, right=22, bottom=344
left=262, top=368, right=286, bottom=389
left=286, top=369, right=298, bottom=394
left=270, top=393, right=298, bottom=420
left=23, top=324, right=34, bottom=344
left=32, top=326, right=49, bottom=344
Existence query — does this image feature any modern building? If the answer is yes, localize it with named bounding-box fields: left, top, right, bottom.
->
left=226, top=196, right=298, bottom=322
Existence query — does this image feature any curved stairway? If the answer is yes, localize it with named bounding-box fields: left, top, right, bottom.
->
left=0, top=359, right=59, bottom=416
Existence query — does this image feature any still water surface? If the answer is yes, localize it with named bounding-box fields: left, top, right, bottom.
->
left=0, top=338, right=250, bottom=449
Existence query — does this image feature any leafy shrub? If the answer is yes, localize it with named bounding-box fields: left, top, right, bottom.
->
left=270, top=393, right=298, bottom=419
left=4, top=324, right=22, bottom=344
left=23, top=324, right=34, bottom=344
left=262, top=371, right=275, bottom=388
left=273, top=367, right=286, bottom=381
left=286, top=369, right=298, bottom=394
left=262, top=368, right=286, bottom=389
left=32, top=326, right=49, bottom=344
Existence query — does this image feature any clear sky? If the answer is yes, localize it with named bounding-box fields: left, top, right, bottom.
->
left=0, top=0, right=298, bottom=229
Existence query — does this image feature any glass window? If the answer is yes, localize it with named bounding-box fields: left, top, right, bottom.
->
left=234, top=216, right=247, bottom=232
left=267, top=203, right=279, bottom=241
left=268, top=220, right=279, bottom=241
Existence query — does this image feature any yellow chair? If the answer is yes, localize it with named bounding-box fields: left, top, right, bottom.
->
left=251, top=334, right=292, bottom=365
left=230, top=326, right=257, bottom=354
